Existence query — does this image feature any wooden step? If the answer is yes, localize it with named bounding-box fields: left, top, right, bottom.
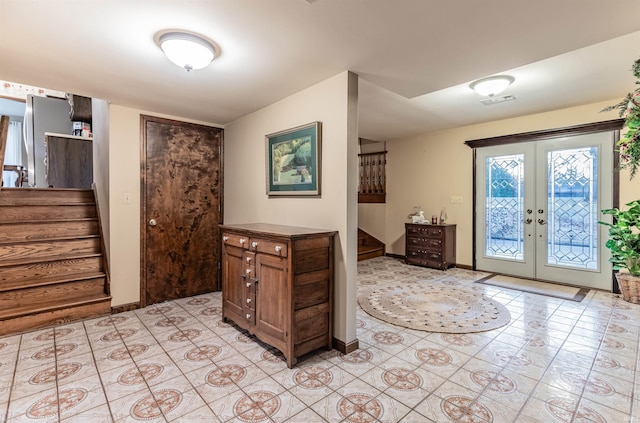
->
left=0, top=219, right=99, bottom=244
left=0, top=204, right=97, bottom=222
left=0, top=275, right=106, bottom=314
left=0, top=188, right=94, bottom=206
left=0, top=255, right=102, bottom=285
left=0, top=237, right=101, bottom=267
left=0, top=269, right=105, bottom=291
left=358, top=245, right=385, bottom=261
left=0, top=295, right=111, bottom=337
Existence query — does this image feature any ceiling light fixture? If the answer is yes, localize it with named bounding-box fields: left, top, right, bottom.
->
left=159, top=31, right=215, bottom=72
left=470, top=75, right=515, bottom=97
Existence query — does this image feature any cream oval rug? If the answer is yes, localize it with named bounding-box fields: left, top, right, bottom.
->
left=358, top=283, right=511, bottom=333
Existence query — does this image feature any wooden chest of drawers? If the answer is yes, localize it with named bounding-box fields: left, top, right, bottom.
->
left=220, top=223, right=336, bottom=368
left=405, top=223, right=456, bottom=270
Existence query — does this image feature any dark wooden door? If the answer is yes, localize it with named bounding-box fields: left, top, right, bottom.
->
left=141, top=115, right=223, bottom=306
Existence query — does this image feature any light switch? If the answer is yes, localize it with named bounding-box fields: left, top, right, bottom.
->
left=450, top=196, right=463, bottom=204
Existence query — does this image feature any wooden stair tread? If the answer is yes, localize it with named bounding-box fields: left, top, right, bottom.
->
left=0, top=294, right=111, bottom=320
left=0, top=252, right=103, bottom=268
left=0, top=234, right=100, bottom=246
left=358, top=245, right=385, bottom=254
left=0, top=218, right=98, bottom=225
left=0, top=271, right=106, bottom=292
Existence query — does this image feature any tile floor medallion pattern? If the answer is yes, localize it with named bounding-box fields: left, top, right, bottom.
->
left=0, top=256, right=639, bottom=422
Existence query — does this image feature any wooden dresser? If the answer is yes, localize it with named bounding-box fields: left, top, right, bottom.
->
left=220, top=223, right=336, bottom=368
left=405, top=223, right=456, bottom=270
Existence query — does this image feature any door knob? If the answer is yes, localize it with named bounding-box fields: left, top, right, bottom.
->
left=538, top=219, right=547, bottom=225
left=149, top=219, right=157, bottom=227
left=524, top=218, right=532, bottom=224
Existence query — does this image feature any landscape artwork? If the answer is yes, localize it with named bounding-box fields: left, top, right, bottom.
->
left=266, top=122, right=321, bottom=196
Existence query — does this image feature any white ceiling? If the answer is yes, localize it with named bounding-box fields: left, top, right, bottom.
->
left=1, top=0, right=639, bottom=141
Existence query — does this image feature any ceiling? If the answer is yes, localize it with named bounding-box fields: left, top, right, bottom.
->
left=1, top=0, right=639, bottom=141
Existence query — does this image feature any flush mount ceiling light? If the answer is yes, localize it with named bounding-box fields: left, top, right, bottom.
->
left=159, top=31, right=215, bottom=71
left=469, top=75, right=515, bottom=97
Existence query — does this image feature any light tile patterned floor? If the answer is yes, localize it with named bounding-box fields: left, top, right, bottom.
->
left=1, top=256, right=639, bottom=422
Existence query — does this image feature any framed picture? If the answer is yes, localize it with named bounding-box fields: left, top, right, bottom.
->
left=266, top=121, right=321, bottom=196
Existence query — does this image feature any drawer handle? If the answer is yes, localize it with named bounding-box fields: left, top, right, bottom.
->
left=246, top=314, right=251, bottom=319
left=239, top=238, right=246, bottom=245
left=246, top=298, right=252, bottom=304
left=246, top=282, right=251, bottom=288
left=246, top=269, right=251, bottom=274
left=246, top=257, right=252, bottom=262
left=252, top=241, right=258, bottom=248
left=275, top=245, right=282, bottom=252
left=223, top=236, right=229, bottom=242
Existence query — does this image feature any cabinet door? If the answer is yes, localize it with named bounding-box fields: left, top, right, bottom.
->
left=221, top=245, right=246, bottom=325
left=255, top=253, right=288, bottom=344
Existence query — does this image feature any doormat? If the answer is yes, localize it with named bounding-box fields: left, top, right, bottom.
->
left=357, top=282, right=511, bottom=333
left=476, top=274, right=590, bottom=302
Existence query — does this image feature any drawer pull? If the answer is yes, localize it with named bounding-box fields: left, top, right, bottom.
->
left=223, top=236, right=229, bottom=242
left=252, top=241, right=258, bottom=248
left=239, top=238, right=246, bottom=245
left=246, top=269, right=251, bottom=274
left=246, top=257, right=252, bottom=262
left=246, top=282, right=251, bottom=288
left=246, top=298, right=252, bottom=304
left=275, top=245, right=282, bottom=252
left=246, top=314, right=251, bottom=319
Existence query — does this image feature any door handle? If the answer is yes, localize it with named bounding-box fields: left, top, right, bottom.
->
left=524, top=218, right=532, bottom=224
left=537, top=219, right=547, bottom=225
left=149, top=219, right=157, bottom=227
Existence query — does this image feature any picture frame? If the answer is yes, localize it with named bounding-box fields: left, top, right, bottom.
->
left=266, top=121, right=321, bottom=196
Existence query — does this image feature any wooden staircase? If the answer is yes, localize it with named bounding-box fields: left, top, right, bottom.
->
left=358, top=228, right=385, bottom=261
left=0, top=188, right=111, bottom=336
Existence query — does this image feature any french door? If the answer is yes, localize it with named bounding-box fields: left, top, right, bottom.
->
left=475, top=132, right=613, bottom=290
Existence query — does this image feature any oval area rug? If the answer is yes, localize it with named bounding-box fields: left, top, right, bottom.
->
left=358, top=283, right=511, bottom=333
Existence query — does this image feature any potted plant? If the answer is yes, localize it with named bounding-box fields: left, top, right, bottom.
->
left=599, top=200, right=640, bottom=303
left=602, top=58, right=640, bottom=178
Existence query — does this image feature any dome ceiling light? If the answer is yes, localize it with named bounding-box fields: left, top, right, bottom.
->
left=469, top=75, right=515, bottom=97
left=158, top=31, right=215, bottom=72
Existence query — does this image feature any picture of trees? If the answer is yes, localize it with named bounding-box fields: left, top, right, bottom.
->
left=266, top=122, right=320, bottom=196
left=272, top=136, right=313, bottom=184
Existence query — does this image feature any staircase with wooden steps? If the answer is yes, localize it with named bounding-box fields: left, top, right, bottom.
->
left=0, top=188, right=111, bottom=336
left=358, top=228, right=385, bottom=261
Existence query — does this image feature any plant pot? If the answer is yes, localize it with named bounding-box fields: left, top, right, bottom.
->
left=615, top=272, right=640, bottom=304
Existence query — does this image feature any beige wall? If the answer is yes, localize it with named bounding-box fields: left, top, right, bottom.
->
left=107, top=105, right=222, bottom=306
left=224, top=71, right=359, bottom=345
left=384, top=100, right=640, bottom=266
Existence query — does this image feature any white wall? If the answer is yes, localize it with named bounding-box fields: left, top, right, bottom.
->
left=384, top=100, right=640, bottom=267
left=224, top=71, right=359, bottom=346
left=91, top=98, right=110, bottom=261
left=107, top=105, right=222, bottom=306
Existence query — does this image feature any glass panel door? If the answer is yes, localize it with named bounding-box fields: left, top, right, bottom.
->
left=476, top=132, right=613, bottom=290
left=535, top=134, right=612, bottom=289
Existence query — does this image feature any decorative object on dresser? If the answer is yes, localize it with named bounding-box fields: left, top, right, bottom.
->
left=220, top=223, right=336, bottom=368
left=266, top=122, right=321, bottom=196
left=405, top=223, right=456, bottom=270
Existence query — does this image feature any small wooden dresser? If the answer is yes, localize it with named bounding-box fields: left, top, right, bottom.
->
left=405, top=223, right=456, bottom=270
left=220, top=223, right=336, bottom=368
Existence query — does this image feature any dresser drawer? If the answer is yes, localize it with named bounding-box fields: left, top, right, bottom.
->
left=407, top=237, right=442, bottom=249
left=250, top=238, right=288, bottom=257
left=222, top=232, right=250, bottom=249
left=407, top=247, right=442, bottom=262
